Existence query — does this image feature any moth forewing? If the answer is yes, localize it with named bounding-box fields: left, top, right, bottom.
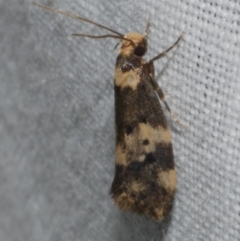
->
left=111, top=32, right=178, bottom=221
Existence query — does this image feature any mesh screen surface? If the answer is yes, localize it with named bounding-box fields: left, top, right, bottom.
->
left=0, top=0, right=239, bottom=240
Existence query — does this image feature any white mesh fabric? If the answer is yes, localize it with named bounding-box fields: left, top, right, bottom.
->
left=0, top=0, right=239, bottom=240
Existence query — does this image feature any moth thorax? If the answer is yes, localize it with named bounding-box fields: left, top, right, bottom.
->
left=121, top=32, right=147, bottom=57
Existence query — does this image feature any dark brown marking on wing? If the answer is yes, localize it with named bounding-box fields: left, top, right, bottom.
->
left=142, top=139, right=149, bottom=145
left=110, top=164, right=125, bottom=196
left=139, top=115, right=147, bottom=123
left=115, top=55, right=141, bottom=70
left=137, top=142, right=174, bottom=170
left=136, top=79, right=167, bottom=129
left=125, top=125, right=134, bottom=135
left=154, top=142, right=174, bottom=169
left=144, top=153, right=156, bottom=164
left=115, top=69, right=168, bottom=145
left=115, top=85, right=137, bottom=144
left=111, top=142, right=174, bottom=192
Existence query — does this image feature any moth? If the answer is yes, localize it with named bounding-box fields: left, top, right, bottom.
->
left=33, top=2, right=184, bottom=221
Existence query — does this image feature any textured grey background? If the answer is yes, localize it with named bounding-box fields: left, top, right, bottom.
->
left=1, top=0, right=240, bottom=240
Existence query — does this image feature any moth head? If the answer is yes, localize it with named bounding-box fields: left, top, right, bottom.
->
left=120, top=32, right=147, bottom=57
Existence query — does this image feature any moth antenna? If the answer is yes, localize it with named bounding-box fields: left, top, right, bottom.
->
left=114, top=42, right=120, bottom=50
left=32, top=2, right=124, bottom=36
left=144, top=17, right=151, bottom=36
left=72, top=34, right=135, bottom=47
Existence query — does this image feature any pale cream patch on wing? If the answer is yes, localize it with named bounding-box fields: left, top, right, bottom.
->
left=157, top=170, right=176, bottom=192
left=153, top=208, right=164, bottom=221
left=114, top=192, right=135, bottom=210
left=129, top=181, right=146, bottom=193
left=116, top=144, right=127, bottom=166
left=122, top=123, right=172, bottom=163
left=138, top=155, right=145, bottom=162
left=138, top=123, right=171, bottom=153
left=114, top=68, right=140, bottom=90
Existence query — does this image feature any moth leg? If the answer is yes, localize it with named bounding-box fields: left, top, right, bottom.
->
left=164, top=92, right=171, bottom=98
left=150, top=76, right=187, bottom=128
left=149, top=33, right=183, bottom=63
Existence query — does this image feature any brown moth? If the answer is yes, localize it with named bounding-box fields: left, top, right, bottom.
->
left=33, top=2, right=184, bottom=221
